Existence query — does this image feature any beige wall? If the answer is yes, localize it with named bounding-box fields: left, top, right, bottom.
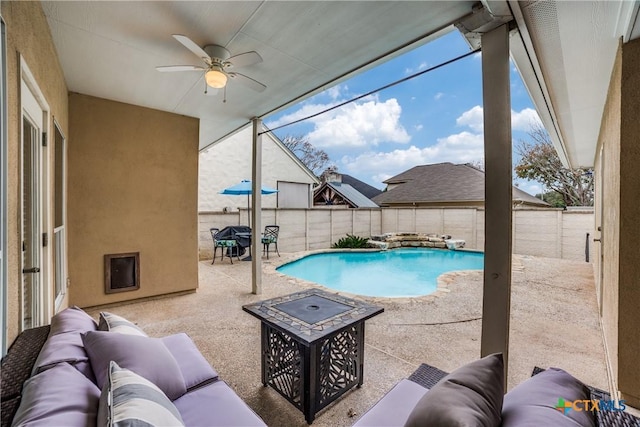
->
left=595, top=40, right=621, bottom=396
left=68, top=93, right=199, bottom=308
left=618, top=37, right=640, bottom=408
left=2, top=1, right=69, bottom=345
left=596, top=37, right=640, bottom=408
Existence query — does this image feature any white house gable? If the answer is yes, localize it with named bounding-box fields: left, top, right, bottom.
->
left=198, top=127, right=318, bottom=211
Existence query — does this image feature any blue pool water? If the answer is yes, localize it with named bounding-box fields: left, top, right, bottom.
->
left=277, top=248, right=484, bottom=297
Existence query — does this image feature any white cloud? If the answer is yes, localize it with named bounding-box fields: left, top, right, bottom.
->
left=456, top=105, right=484, bottom=132
left=455, top=105, right=542, bottom=133
left=414, top=124, right=424, bottom=132
left=266, top=92, right=409, bottom=149
left=434, top=92, right=444, bottom=100
left=306, top=97, right=411, bottom=148
left=405, top=61, right=429, bottom=75
left=511, top=108, right=542, bottom=131
left=265, top=102, right=340, bottom=129
left=372, top=172, right=393, bottom=185
left=325, top=84, right=346, bottom=101
left=265, top=84, right=352, bottom=128
left=340, top=131, right=484, bottom=185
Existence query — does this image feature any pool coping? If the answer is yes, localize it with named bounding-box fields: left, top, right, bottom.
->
left=263, top=248, right=484, bottom=304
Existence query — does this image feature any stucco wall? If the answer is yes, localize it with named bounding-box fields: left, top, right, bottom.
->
left=596, top=36, right=640, bottom=408
left=2, top=1, right=69, bottom=345
left=618, top=37, right=640, bottom=408
left=198, top=127, right=316, bottom=211
left=68, top=93, right=199, bottom=308
left=595, top=40, right=621, bottom=394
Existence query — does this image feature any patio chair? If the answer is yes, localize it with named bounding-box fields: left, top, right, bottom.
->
left=261, top=225, right=280, bottom=259
left=210, top=228, right=239, bottom=264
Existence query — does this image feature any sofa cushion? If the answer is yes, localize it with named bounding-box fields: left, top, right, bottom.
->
left=161, top=333, right=218, bottom=390
left=353, top=379, right=428, bottom=427
left=32, top=331, right=95, bottom=382
left=404, top=353, right=504, bottom=427
left=98, top=311, right=147, bottom=336
left=49, top=306, right=98, bottom=336
left=82, top=331, right=187, bottom=400
left=98, top=361, right=184, bottom=427
left=501, top=368, right=595, bottom=427
left=11, top=362, right=100, bottom=427
left=173, top=380, right=266, bottom=426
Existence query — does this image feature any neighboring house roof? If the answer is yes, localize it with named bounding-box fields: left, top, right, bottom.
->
left=340, top=174, right=383, bottom=199
left=372, top=163, right=549, bottom=207
left=314, top=182, right=379, bottom=208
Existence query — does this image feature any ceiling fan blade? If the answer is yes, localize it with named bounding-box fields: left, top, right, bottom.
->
left=156, top=65, right=205, bottom=72
left=227, top=51, right=263, bottom=69
left=227, top=72, right=266, bottom=92
left=172, top=34, right=211, bottom=63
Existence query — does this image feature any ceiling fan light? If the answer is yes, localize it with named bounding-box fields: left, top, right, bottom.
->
left=205, top=68, right=227, bottom=88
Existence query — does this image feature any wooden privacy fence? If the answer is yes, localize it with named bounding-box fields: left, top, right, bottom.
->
left=198, top=207, right=594, bottom=262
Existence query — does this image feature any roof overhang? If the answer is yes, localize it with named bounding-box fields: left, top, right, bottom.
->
left=507, top=0, right=640, bottom=169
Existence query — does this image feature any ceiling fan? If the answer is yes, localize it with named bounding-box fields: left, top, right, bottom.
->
left=156, top=34, right=266, bottom=93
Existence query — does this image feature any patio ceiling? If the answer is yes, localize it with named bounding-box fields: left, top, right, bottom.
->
left=42, top=1, right=640, bottom=167
left=41, top=1, right=476, bottom=151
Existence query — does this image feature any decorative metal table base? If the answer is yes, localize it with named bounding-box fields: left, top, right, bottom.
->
left=262, top=323, right=363, bottom=423
left=243, top=289, right=383, bottom=424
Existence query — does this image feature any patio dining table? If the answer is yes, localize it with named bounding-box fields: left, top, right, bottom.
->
left=216, top=225, right=251, bottom=258
left=234, top=230, right=253, bottom=261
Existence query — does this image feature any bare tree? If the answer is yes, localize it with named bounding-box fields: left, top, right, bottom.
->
left=466, top=159, right=485, bottom=171
left=515, top=123, right=593, bottom=207
left=281, top=134, right=330, bottom=176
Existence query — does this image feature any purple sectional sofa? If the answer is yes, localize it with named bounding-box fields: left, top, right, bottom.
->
left=6, top=307, right=266, bottom=427
left=353, top=353, right=640, bottom=427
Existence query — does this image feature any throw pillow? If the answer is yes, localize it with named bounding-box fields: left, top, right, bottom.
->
left=98, top=361, right=184, bottom=427
left=12, top=362, right=101, bottom=427
left=82, top=330, right=187, bottom=400
left=161, top=333, right=219, bottom=390
left=31, top=331, right=95, bottom=382
left=501, top=368, right=595, bottom=427
left=98, top=311, right=147, bottom=336
left=49, top=306, right=98, bottom=336
left=404, top=353, right=504, bottom=427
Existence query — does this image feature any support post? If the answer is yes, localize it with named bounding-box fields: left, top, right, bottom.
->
left=251, top=118, right=262, bottom=295
left=480, top=24, right=512, bottom=380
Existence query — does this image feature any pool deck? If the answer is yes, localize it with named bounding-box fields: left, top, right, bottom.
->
left=86, top=253, right=610, bottom=426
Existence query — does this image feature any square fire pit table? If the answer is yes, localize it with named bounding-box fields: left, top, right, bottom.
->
left=242, top=289, right=384, bottom=424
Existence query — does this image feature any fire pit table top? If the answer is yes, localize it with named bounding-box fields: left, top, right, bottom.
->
left=242, top=289, right=384, bottom=344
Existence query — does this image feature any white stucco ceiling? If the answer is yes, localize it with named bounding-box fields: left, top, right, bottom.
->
left=41, top=1, right=640, bottom=168
left=41, top=1, right=476, bottom=150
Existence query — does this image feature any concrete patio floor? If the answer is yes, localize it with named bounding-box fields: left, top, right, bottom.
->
left=86, top=253, right=608, bottom=426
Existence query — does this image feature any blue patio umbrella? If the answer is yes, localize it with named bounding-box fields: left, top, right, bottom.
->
left=219, top=180, right=278, bottom=228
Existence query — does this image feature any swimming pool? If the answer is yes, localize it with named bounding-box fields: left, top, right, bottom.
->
left=276, top=248, right=484, bottom=298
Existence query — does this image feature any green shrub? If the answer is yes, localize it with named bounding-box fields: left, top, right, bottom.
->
left=332, top=234, right=370, bottom=248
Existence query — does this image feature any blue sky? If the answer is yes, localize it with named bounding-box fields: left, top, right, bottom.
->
left=264, top=30, right=543, bottom=196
